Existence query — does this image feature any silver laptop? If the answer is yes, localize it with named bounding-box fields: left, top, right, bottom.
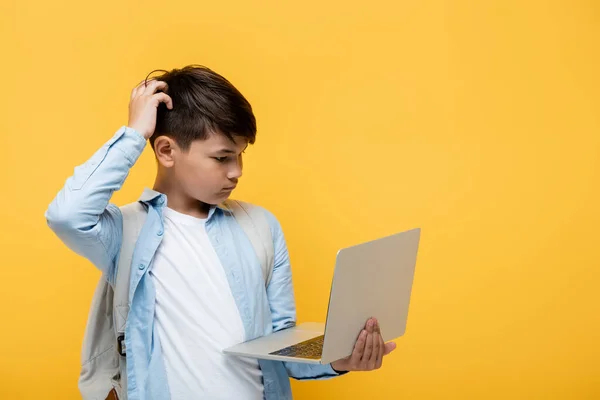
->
left=223, top=227, right=421, bottom=365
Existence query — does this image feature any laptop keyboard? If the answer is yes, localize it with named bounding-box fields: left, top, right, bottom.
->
left=269, top=335, right=325, bottom=360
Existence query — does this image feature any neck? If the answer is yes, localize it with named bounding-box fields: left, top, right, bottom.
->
left=153, top=171, right=210, bottom=219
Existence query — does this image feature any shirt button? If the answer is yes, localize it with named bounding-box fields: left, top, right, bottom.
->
left=138, top=264, right=145, bottom=270
left=156, top=197, right=164, bottom=205
left=157, top=229, right=163, bottom=236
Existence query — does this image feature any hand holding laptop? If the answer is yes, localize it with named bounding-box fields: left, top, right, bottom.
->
left=331, top=317, right=397, bottom=372
left=224, top=228, right=420, bottom=368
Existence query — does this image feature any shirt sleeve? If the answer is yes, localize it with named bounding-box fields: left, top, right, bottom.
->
left=45, top=126, right=146, bottom=283
left=263, top=209, right=345, bottom=380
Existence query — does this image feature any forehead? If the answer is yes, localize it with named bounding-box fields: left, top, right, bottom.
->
left=190, top=132, right=249, bottom=152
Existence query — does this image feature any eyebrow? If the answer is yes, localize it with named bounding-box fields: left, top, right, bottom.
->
left=214, top=144, right=249, bottom=154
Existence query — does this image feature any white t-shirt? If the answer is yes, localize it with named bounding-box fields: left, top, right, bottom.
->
left=150, top=207, right=264, bottom=400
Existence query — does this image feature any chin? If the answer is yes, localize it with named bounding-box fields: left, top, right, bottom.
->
left=191, top=189, right=232, bottom=204
left=210, top=191, right=232, bottom=204
left=220, top=192, right=234, bottom=201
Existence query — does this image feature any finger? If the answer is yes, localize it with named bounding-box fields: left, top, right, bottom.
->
left=131, top=79, right=150, bottom=99
left=360, top=319, right=375, bottom=365
left=144, top=79, right=168, bottom=96
left=361, top=333, right=373, bottom=368
left=367, top=318, right=376, bottom=333
left=152, top=92, right=173, bottom=110
left=352, top=329, right=367, bottom=363
left=374, top=320, right=384, bottom=351
left=383, top=341, right=397, bottom=356
left=369, top=329, right=380, bottom=369
left=375, top=327, right=384, bottom=369
left=370, top=320, right=381, bottom=364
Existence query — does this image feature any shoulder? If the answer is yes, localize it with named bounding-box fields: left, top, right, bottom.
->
left=119, top=201, right=147, bottom=212
left=225, top=199, right=283, bottom=236
left=117, top=201, right=148, bottom=222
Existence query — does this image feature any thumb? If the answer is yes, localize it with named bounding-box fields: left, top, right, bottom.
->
left=383, top=341, right=397, bottom=356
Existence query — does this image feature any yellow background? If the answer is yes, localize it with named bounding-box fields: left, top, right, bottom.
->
left=1, top=0, right=598, bottom=398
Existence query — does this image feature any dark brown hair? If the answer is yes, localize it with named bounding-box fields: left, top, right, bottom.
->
left=147, top=65, right=256, bottom=151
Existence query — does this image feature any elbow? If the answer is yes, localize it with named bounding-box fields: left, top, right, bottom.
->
left=45, top=192, right=91, bottom=234
left=45, top=200, right=74, bottom=233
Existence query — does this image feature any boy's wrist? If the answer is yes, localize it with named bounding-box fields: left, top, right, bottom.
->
left=330, top=364, right=349, bottom=375
left=125, top=126, right=147, bottom=141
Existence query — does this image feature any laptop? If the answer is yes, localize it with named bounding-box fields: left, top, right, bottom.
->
left=223, top=227, right=421, bottom=365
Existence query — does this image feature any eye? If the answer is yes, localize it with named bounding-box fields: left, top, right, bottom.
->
left=214, top=157, right=228, bottom=163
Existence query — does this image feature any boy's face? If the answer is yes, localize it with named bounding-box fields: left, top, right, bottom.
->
left=157, top=132, right=248, bottom=205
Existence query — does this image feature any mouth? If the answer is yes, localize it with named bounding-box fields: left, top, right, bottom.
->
left=222, top=186, right=237, bottom=192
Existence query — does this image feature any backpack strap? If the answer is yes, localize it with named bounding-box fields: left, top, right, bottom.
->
left=224, top=200, right=275, bottom=287
left=114, top=202, right=148, bottom=350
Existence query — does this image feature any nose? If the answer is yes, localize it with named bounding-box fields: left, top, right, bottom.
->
left=227, top=159, right=243, bottom=180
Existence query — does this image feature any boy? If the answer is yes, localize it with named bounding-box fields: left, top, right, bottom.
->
left=46, top=65, right=395, bottom=400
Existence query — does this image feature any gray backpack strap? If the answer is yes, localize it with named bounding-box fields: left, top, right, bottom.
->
left=114, top=202, right=148, bottom=338
left=225, top=200, right=274, bottom=286
left=79, top=276, right=118, bottom=399
left=113, top=201, right=148, bottom=399
left=78, top=202, right=147, bottom=400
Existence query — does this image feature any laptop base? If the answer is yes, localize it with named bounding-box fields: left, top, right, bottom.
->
left=223, top=322, right=325, bottom=364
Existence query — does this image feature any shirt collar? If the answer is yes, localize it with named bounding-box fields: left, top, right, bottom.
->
left=137, top=187, right=229, bottom=212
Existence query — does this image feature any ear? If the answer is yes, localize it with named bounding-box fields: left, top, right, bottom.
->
left=153, top=136, right=178, bottom=168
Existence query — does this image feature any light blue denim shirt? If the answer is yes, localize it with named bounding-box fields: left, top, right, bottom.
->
left=45, top=126, right=341, bottom=400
